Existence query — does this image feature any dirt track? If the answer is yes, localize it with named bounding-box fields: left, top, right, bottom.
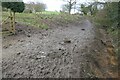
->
left=2, top=19, right=118, bottom=78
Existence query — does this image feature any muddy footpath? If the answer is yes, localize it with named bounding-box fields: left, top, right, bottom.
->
left=2, top=19, right=118, bottom=78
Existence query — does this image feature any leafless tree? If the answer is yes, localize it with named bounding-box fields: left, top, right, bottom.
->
left=63, top=0, right=77, bottom=14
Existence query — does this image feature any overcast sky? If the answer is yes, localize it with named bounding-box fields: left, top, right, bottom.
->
left=23, top=0, right=94, bottom=11
left=23, top=0, right=65, bottom=11
left=23, top=0, right=116, bottom=11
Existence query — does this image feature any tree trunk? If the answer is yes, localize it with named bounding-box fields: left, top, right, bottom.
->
left=69, top=5, right=71, bottom=14
left=69, top=2, right=72, bottom=14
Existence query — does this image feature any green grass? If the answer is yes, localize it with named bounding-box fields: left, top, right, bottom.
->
left=53, top=13, right=83, bottom=24
left=2, top=11, right=83, bottom=30
left=92, top=14, right=119, bottom=56
left=37, top=11, right=60, bottom=15
left=38, top=23, right=49, bottom=29
left=2, top=11, right=51, bottom=29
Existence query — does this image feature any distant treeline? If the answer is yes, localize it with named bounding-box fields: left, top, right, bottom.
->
left=2, top=2, right=47, bottom=13
left=23, top=2, right=47, bottom=13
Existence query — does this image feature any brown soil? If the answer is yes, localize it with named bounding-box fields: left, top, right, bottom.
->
left=2, top=19, right=118, bottom=78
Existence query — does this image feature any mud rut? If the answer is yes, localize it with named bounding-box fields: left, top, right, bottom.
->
left=2, top=20, right=118, bottom=78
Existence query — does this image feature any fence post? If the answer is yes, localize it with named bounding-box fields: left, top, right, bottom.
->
left=13, top=12, right=15, bottom=34
left=9, top=9, right=15, bottom=34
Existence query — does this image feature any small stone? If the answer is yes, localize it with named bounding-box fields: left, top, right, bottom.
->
left=3, top=37, right=5, bottom=39
left=36, top=55, right=41, bottom=59
left=81, top=29, right=85, bottom=31
left=59, top=48, right=62, bottom=50
left=41, top=52, right=45, bottom=54
left=41, top=66, right=45, bottom=70
left=58, top=47, right=65, bottom=51
left=20, top=40, right=25, bottom=42
left=101, top=40, right=106, bottom=46
left=18, top=29, right=22, bottom=32
left=64, top=38, right=71, bottom=43
left=27, top=34, right=31, bottom=37
left=18, top=40, right=20, bottom=42
left=13, top=73, right=17, bottom=77
left=41, top=56, right=46, bottom=58
left=59, top=42, right=65, bottom=45
left=66, top=25, right=69, bottom=27
left=3, top=46, right=8, bottom=49
left=17, top=52, right=21, bottom=55
left=64, top=52, right=69, bottom=56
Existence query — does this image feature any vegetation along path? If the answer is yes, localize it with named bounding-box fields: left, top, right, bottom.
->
left=2, top=18, right=118, bottom=78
